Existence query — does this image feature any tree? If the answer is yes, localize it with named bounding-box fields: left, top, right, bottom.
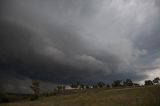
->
left=62, top=85, right=65, bottom=91
left=153, top=77, right=160, bottom=85
left=86, top=85, right=90, bottom=89
left=124, top=79, right=133, bottom=86
left=106, top=84, right=110, bottom=88
left=57, top=85, right=65, bottom=91
left=112, top=80, right=122, bottom=87
left=80, top=84, right=85, bottom=89
left=93, top=85, right=98, bottom=88
left=71, top=81, right=80, bottom=88
left=30, top=80, right=40, bottom=100
left=133, top=83, right=140, bottom=87
left=97, top=82, right=105, bottom=88
left=145, top=80, right=153, bottom=86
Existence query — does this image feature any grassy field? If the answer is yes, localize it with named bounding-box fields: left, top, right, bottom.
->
left=1, top=86, right=160, bottom=106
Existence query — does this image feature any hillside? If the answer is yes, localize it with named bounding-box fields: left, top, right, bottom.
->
left=1, top=86, right=160, bottom=106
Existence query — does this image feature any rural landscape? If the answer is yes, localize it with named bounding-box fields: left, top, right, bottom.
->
left=1, top=0, right=160, bottom=106
left=1, top=77, right=160, bottom=106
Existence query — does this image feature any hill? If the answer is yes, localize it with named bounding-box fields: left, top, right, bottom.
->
left=1, top=86, right=160, bottom=106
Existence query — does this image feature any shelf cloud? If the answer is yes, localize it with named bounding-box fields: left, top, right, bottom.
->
left=0, top=0, right=160, bottom=93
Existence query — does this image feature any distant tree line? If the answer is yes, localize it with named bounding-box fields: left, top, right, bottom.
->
left=1, top=77, right=159, bottom=103
left=144, top=77, right=160, bottom=86
left=28, top=77, right=160, bottom=101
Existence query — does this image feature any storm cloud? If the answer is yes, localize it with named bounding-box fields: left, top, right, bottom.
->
left=0, top=0, right=160, bottom=93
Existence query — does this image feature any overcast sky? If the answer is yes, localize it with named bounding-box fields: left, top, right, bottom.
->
left=0, top=0, right=160, bottom=93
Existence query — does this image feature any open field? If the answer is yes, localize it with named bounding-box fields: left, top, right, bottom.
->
left=1, top=86, right=160, bottom=106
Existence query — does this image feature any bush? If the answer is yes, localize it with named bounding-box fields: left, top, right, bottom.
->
left=30, top=95, right=39, bottom=101
left=0, top=94, right=18, bottom=103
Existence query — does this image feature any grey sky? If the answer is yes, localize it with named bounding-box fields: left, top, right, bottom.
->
left=0, top=0, right=160, bottom=93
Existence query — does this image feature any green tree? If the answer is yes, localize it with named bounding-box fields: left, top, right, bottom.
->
left=71, top=81, right=80, bottom=88
left=93, top=85, right=98, bottom=88
left=106, top=84, right=110, bottom=88
left=57, top=85, right=65, bottom=91
left=153, top=77, right=160, bottom=85
left=80, top=84, right=85, bottom=89
left=112, top=80, right=122, bottom=87
left=30, top=80, right=40, bottom=100
left=97, top=82, right=105, bottom=88
left=124, top=79, right=133, bottom=86
left=145, top=80, right=153, bottom=86
left=57, top=85, right=62, bottom=91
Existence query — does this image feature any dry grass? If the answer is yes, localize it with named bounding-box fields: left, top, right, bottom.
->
left=1, top=86, right=160, bottom=106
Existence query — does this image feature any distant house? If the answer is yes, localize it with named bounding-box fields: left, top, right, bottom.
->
left=89, top=85, right=93, bottom=89
left=65, top=85, right=75, bottom=90
left=120, top=81, right=124, bottom=86
left=153, top=82, right=160, bottom=85
left=65, top=85, right=81, bottom=90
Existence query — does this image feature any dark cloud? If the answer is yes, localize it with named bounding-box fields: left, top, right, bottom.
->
left=0, top=19, right=110, bottom=87
left=0, top=0, right=160, bottom=93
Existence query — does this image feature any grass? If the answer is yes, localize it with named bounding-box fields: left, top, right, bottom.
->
left=1, top=86, right=160, bottom=106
